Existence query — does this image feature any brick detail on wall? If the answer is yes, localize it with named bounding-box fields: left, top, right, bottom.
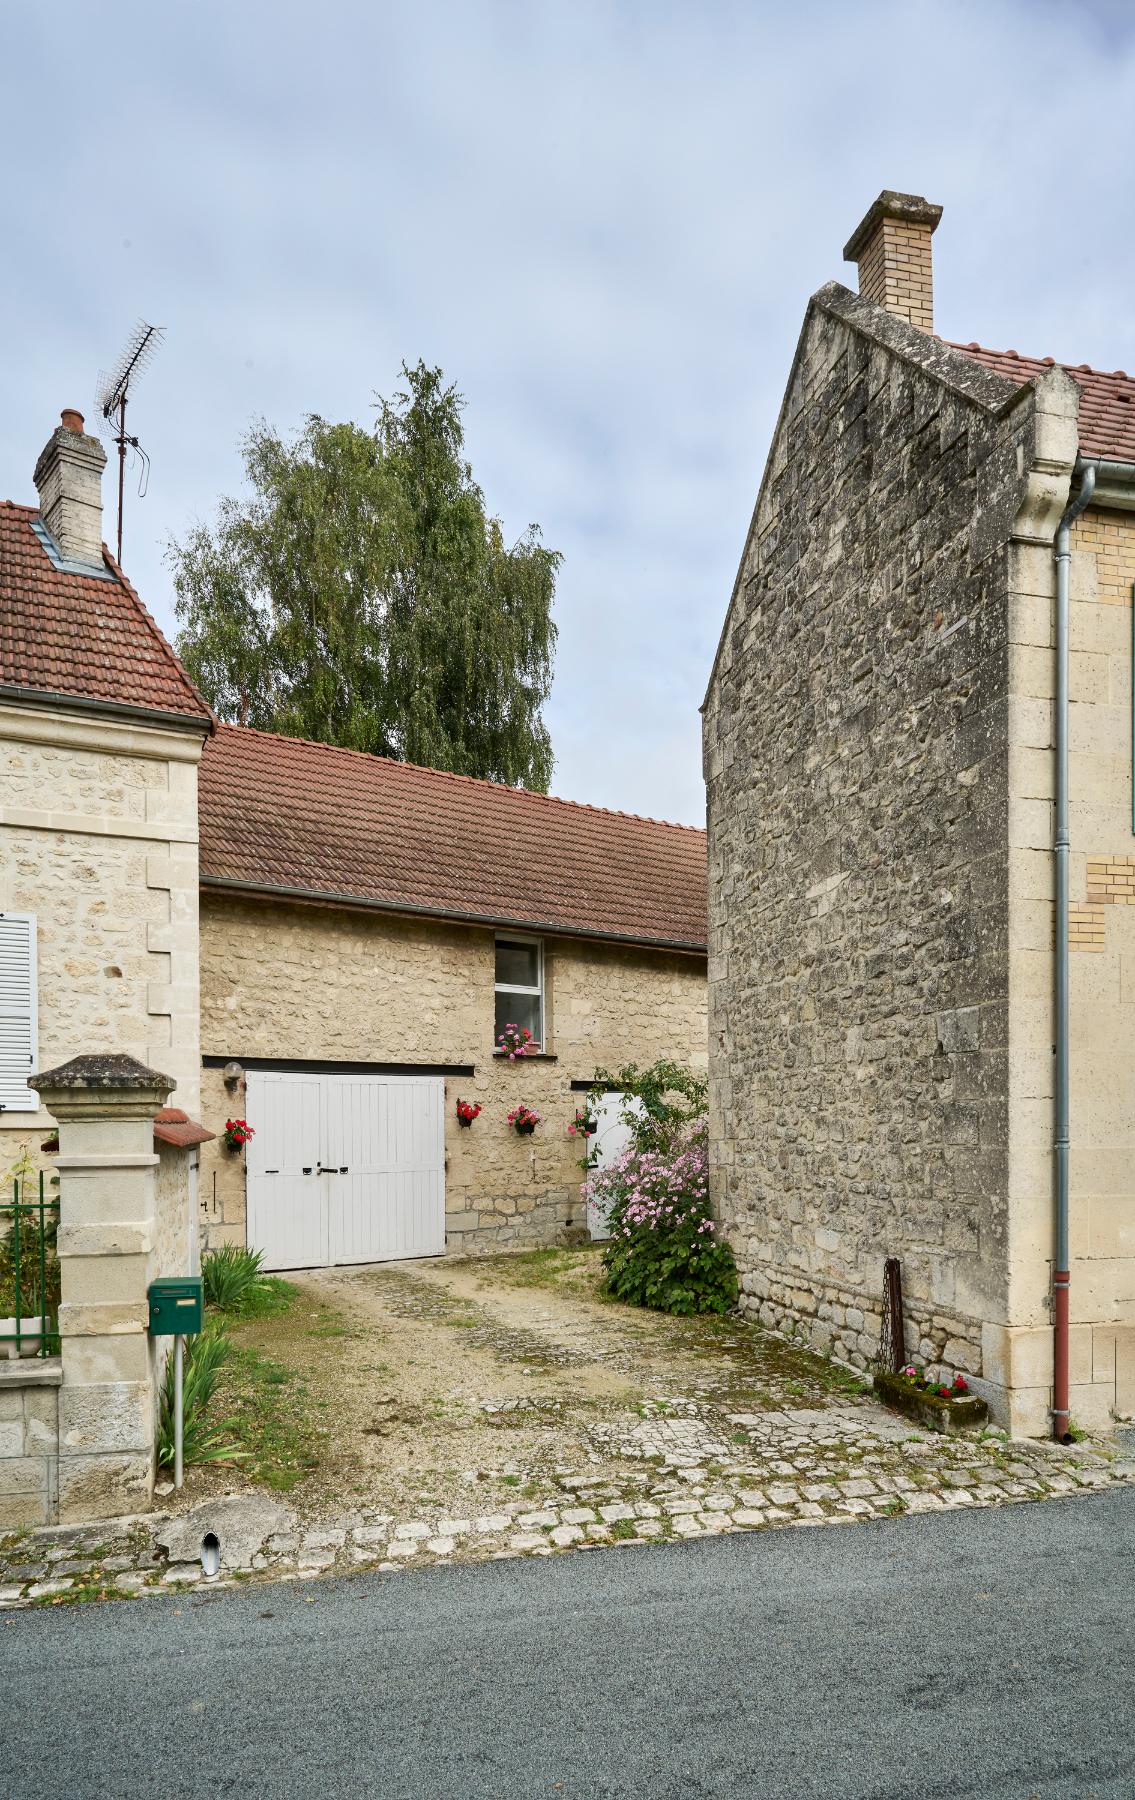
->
left=1086, top=857, right=1135, bottom=905
left=1070, top=508, right=1135, bottom=604
left=1069, top=904, right=1105, bottom=952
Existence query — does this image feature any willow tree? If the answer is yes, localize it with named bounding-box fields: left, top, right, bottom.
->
left=170, top=362, right=559, bottom=789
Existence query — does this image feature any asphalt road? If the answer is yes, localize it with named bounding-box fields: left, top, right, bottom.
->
left=3, top=1487, right=1133, bottom=1800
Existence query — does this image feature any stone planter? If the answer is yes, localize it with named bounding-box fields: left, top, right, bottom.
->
left=873, top=1369, right=988, bottom=1434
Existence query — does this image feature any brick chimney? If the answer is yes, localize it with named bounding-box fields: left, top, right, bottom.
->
left=33, top=409, right=108, bottom=567
left=843, top=191, right=943, bottom=332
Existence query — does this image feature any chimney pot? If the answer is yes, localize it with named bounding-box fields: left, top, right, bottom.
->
left=844, top=190, right=942, bottom=332
left=33, top=411, right=107, bottom=567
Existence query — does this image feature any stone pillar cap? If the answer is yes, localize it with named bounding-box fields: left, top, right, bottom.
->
left=32, top=1054, right=175, bottom=1094
left=843, top=191, right=942, bottom=263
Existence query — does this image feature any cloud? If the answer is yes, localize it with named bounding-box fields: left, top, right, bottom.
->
left=3, top=0, right=1135, bottom=825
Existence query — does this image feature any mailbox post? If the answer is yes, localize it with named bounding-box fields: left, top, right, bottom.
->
left=148, top=1277, right=204, bottom=1488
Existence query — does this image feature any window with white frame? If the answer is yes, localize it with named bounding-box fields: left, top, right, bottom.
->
left=494, top=936, right=543, bottom=1050
left=0, top=912, right=39, bottom=1113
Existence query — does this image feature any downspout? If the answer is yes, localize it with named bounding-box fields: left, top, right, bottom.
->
left=1052, top=459, right=1096, bottom=1443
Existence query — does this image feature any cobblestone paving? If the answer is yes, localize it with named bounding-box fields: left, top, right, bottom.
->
left=3, top=1254, right=1134, bottom=1607
left=3, top=1404, right=1133, bottom=1608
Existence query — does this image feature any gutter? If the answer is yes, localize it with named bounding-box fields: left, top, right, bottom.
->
left=0, top=684, right=213, bottom=737
left=1050, top=452, right=1135, bottom=1440
left=1051, top=460, right=1097, bottom=1443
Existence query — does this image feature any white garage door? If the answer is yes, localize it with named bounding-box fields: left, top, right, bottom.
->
left=245, top=1071, right=445, bottom=1271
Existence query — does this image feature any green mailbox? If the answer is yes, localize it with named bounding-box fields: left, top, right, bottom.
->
left=148, top=1275, right=203, bottom=1337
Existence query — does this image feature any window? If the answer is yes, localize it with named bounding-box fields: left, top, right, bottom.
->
left=0, top=912, right=38, bottom=1113
left=494, top=936, right=543, bottom=1050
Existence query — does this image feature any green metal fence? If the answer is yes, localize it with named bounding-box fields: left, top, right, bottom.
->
left=0, top=1171, right=60, bottom=1358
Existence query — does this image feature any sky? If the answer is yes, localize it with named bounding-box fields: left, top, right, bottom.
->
left=4, top=0, right=1135, bottom=827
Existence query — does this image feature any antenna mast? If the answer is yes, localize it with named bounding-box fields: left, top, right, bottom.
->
left=96, top=320, right=164, bottom=566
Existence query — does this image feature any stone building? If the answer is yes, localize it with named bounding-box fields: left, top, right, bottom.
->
left=704, top=191, right=1135, bottom=1436
left=1, top=411, right=707, bottom=1277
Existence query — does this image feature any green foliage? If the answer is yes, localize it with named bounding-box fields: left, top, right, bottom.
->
left=156, top=1324, right=247, bottom=1469
left=588, top=1120, right=739, bottom=1317
left=588, top=1060, right=709, bottom=1153
left=201, top=1243, right=264, bottom=1310
left=170, top=361, right=560, bottom=789
left=0, top=1179, right=59, bottom=1324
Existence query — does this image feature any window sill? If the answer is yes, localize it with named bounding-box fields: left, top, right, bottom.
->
left=492, top=1050, right=558, bottom=1062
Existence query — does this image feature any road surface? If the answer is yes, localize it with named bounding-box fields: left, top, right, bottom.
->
left=3, top=1486, right=1132, bottom=1798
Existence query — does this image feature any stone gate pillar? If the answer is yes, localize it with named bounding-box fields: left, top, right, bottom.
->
left=31, top=1054, right=173, bottom=1523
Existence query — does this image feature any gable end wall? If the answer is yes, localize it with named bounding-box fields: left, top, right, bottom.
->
left=704, top=304, right=1038, bottom=1405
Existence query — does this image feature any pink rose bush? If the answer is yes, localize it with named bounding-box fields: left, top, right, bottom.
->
left=584, top=1119, right=738, bottom=1316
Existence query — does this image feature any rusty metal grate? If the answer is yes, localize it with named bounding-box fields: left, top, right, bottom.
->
left=879, top=1256, right=906, bottom=1373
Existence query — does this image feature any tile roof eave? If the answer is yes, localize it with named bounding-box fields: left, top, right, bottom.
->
left=0, top=680, right=214, bottom=737
left=199, top=873, right=709, bottom=957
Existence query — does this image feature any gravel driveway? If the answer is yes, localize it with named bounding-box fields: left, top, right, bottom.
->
left=2, top=1248, right=1132, bottom=1603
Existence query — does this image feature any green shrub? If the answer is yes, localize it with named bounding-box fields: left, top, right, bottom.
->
left=156, top=1323, right=246, bottom=1469
left=585, top=1119, right=738, bottom=1316
left=202, top=1243, right=268, bottom=1313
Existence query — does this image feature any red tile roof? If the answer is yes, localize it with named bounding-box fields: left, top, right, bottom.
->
left=0, top=502, right=211, bottom=723
left=949, top=343, right=1135, bottom=463
left=153, top=1107, right=215, bottom=1148
left=199, top=724, right=707, bottom=951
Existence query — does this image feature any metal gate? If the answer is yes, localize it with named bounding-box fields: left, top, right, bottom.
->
left=245, top=1071, right=445, bottom=1270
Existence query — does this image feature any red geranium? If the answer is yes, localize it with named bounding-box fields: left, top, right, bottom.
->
left=223, top=1118, right=254, bottom=1151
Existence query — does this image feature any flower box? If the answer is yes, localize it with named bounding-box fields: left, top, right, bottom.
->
left=873, top=1368, right=988, bottom=1434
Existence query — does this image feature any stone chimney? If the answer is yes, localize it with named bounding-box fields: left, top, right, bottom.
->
left=843, top=191, right=943, bottom=332
left=33, top=409, right=108, bottom=567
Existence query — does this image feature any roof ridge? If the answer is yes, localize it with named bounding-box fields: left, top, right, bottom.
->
left=94, top=539, right=213, bottom=721
left=217, top=722, right=705, bottom=835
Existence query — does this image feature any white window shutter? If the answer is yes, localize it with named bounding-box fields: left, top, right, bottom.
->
left=0, top=913, right=38, bottom=1113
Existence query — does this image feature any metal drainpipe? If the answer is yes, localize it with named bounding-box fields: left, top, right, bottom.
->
left=1052, top=459, right=1097, bottom=1443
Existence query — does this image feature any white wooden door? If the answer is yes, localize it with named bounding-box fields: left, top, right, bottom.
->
left=246, top=1073, right=325, bottom=1270
left=245, top=1072, right=445, bottom=1271
left=587, top=1092, right=644, bottom=1240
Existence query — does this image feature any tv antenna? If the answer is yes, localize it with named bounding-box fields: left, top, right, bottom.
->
left=96, top=320, right=164, bottom=566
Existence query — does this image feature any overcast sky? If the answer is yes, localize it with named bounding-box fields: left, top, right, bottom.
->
left=4, top=1, right=1135, bottom=826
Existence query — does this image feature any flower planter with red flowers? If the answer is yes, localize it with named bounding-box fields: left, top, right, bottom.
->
left=456, top=1099, right=482, bottom=1128
left=507, top=1105, right=541, bottom=1137
left=223, top=1118, right=255, bottom=1154
left=873, top=1365, right=987, bottom=1434
left=497, top=1024, right=538, bottom=1061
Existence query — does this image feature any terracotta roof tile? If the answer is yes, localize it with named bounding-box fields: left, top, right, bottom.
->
left=0, top=502, right=210, bottom=722
left=200, top=724, right=707, bottom=951
left=948, top=343, right=1135, bottom=462
left=153, top=1107, right=215, bottom=1148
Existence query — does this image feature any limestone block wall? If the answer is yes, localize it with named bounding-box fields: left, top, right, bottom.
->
left=1003, top=506, right=1135, bottom=1431
left=0, top=703, right=205, bottom=1159
left=0, top=1365, right=60, bottom=1529
left=197, top=893, right=706, bottom=1255
left=703, top=295, right=1047, bottom=1405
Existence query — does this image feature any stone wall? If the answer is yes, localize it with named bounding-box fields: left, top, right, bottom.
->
left=0, top=1363, right=60, bottom=1529
left=0, top=702, right=205, bottom=1159
left=999, top=505, right=1135, bottom=1430
left=703, top=284, right=1054, bottom=1415
left=197, top=893, right=707, bottom=1254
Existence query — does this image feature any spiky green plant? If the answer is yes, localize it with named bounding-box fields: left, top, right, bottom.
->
left=202, top=1242, right=267, bottom=1313
left=156, top=1323, right=246, bottom=1469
